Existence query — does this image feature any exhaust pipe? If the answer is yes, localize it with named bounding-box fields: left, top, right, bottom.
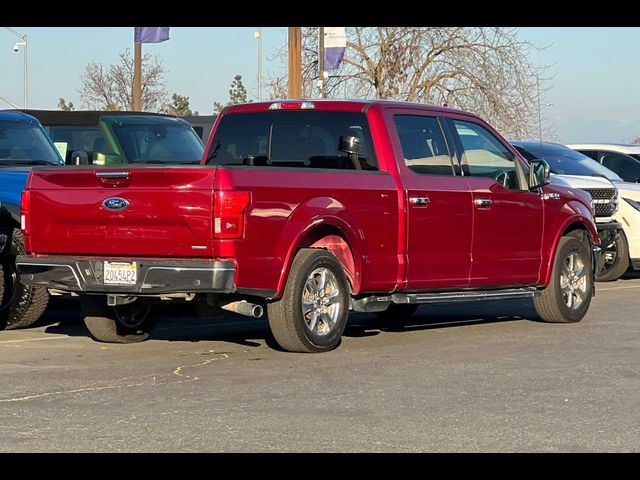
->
left=220, top=300, right=264, bottom=318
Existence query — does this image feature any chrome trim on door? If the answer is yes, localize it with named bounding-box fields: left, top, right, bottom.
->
left=409, top=197, right=430, bottom=205
left=96, top=171, right=130, bottom=179
left=474, top=198, right=493, bottom=207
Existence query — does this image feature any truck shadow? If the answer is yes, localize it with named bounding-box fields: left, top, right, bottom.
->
left=344, top=298, right=538, bottom=338
left=42, top=298, right=539, bottom=350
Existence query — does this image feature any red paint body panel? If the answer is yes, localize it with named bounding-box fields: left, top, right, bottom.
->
left=23, top=100, right=599, bottom=298
left=211, top=167, right=398, bottom=295
left=465, top=178, right=544, bottom=286
left=26, top=167, right=216, bottom=257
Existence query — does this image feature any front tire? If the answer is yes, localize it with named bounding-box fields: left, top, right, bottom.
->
left=0, top=228, right=49, bottom=330
left=267, top=249, right=350, bottom=353
left=534, top=232, right=593, bottom=323
left=81, top=296, right=157, bottom=344
left=597, top=229, right=629, bottom=282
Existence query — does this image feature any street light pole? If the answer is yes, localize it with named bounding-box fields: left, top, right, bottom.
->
left=255, top=28, right=263, bottom=101
left=318, top=27, right=325, bottom=98
left=3, top=27, right=28, bottom=108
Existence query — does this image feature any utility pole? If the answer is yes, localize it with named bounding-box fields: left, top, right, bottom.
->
left=255, top=27, right=263, bottom=101
left=288, top=27, right=302, bottom=98
left=318, top=27, right=325, bottom=98
left=133, top=41, right=142, bottom=111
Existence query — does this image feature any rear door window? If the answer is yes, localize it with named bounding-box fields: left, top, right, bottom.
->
left=206, top=111, right=378, bottom=170
left=393, top=115, right=455, bottom=176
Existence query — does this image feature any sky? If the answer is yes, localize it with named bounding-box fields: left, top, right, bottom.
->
left=2, top=27, right=640, bottom=143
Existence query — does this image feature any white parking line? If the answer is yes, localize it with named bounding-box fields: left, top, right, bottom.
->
left=597, top=284, right=640, bottom=292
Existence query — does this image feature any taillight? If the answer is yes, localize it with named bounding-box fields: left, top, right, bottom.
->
left=20, top=190, right=30, bottom=234
left=213, top=190, right=250, bottom=239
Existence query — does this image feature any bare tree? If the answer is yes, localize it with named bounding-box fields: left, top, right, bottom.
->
left=79, top=49, right=167, bottom=112
left=267, top=27, right=552, bottom=139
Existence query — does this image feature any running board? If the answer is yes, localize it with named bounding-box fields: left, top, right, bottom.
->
left=351, top=288, right=537, bottom=313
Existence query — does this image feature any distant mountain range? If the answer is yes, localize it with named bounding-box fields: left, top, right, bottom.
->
left=552, top=117, right=640, bottom=144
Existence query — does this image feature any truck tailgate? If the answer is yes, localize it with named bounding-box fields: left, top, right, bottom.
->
left=26, top=166, right=217, bottom=257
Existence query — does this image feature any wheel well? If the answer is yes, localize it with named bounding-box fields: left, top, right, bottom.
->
left=562, top=222, right=590, bottom=243
left=297, top=225, right=358, bottom=292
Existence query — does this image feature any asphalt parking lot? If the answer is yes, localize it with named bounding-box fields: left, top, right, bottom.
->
left=1, top=274, right=639, bottom=452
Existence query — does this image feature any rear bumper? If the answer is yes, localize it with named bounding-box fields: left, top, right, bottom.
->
left=16, top=256, right=236, bottom=295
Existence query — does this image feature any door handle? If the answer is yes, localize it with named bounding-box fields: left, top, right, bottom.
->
left=409, top=196, right=430, bottom=206
left=474, top=198, right=493, bottom=207
left=96, top=171, right=130, bottom=179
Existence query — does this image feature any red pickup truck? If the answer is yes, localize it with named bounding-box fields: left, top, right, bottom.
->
left=17, top=100, right=600, bottom=353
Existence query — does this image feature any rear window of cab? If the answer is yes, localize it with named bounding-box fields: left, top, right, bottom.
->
left=206, top=111, right=378, bottom=171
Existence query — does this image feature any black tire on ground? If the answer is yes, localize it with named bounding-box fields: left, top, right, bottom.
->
left=374, top=304, right=419, bottom=321
left=0, top=228, right=49, bottom=330
left=533, top=231, right=593, bottom=323
left=267, top=248, right=350, bottom=353
left=81, top=295, right=157, bottom=344
left=597, top=229, right=630, bottom=282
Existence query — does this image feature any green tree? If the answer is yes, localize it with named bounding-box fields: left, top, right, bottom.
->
left=213, top=74, right=251, bottom=114
left=166, top=93, right=193, bottom=116
left=57, top=98, right=74, bottom=111
left=229, top=75, right=248, bottom=104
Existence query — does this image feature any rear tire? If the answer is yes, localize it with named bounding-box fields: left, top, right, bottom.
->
left=81, top=296, right=157, bottom=344
left=0, top=228, right=49, bottom=330
left=267, top=249, right=350, bottom=353
left=534, top=232, right=593, bottom=323
left=374, top=304, right=419, bottom=321
left=597, top=229, right=629, bottom=282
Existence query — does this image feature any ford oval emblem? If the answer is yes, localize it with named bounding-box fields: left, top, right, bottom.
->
left=102, top=197, right=129, bottom=211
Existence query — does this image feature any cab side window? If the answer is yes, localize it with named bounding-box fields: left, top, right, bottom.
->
left=580, top=150, right=599, bottom=161
left=452, top=119, right=522, bottom=190
left=393, top=115, right=456, bottom=176
left=599, top=151, right=640, bottom=182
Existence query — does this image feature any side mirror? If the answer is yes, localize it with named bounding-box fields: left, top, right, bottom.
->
left=70, top=150, right=89, bottom=165
left=529, top=159, right=550, bottom=190
left=93, top=152, right=123, bottom=166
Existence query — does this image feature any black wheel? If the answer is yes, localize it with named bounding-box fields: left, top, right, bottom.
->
left=81, top=295, right=157, bottom=344
left=374, top=304, right=419, bottom=321
left=0, top=228, right=49, bottom=330
left=534, top=231, right=593, bottom=323
left=267, top=248, right=350, bottom=353
left=597, top=229, right=629, bottom=282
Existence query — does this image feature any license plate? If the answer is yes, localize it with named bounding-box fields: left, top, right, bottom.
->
left=103, top=261, right=137, bottom=285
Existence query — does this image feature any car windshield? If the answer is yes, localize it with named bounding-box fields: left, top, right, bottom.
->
left=513, top=143, right=622, bottom=182
left=0, top=120, right=63, bottom=165
left=112, top=121, right=204, bottom=164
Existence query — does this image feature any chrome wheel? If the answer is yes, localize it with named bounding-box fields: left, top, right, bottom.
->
left=301, top=267, right=342, bottom=337
left=114, top=302, right=151, bottom=329
left=560, top=251, right=587, bottom=310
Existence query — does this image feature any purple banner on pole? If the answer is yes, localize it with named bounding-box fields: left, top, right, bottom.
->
left=134, top=27, right=170, bottom=44
left=323, top=27, right=347, bottom=71
left=324, top=47, right=346, bottom=71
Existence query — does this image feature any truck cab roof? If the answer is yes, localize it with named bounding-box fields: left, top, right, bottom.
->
left=224, top=99, right=477, bottom=118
